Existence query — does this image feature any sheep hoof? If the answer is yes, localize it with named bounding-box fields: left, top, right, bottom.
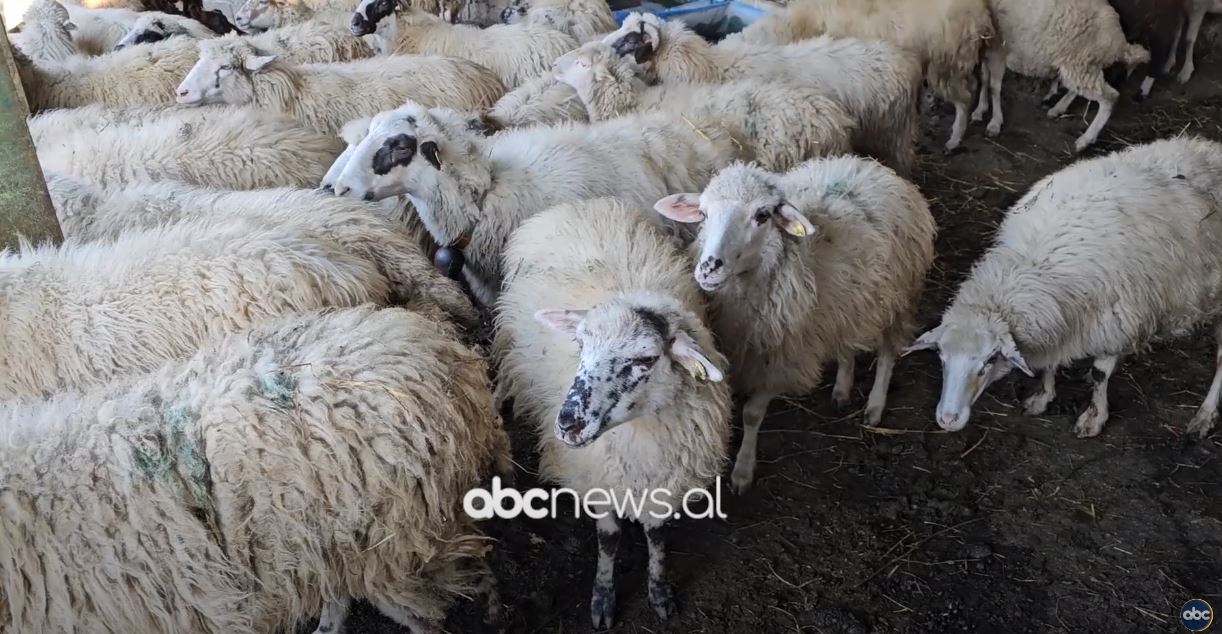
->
left=1177, top=69, right=1193, bottom=84
left=591, top=585, right=616, bottom=630
left=942, top=142, right=961, bottom=156
left=1186, top=408, right=1217, bottom=439
left=986, top=122, right=1002, bottom=138
left=730, top=462, right=754, bottom=494
left=1022, top=392, right=1053, bottom=416
left=863, top=405, right=883, bottom=427
left=1071, top=405, right=1105, bottom=438
left=648, top=580, right=676, bottom=620
left=831, top=391, right=851, bottom=411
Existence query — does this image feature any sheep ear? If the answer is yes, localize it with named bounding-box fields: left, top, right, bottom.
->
left=534, top=309, right=588, bottom=337
left=63, top=20, right=77, bottom=31
left=998, top=332, right=1034, bottom=377
left=902, top=325, right=943, bottom=357
left=420, top=140, right=441, bottom=170
left=244, top=54, right=276, bottom=71
left=773, top=202, right=816, bottom=238
left=671, top=330, right=724, bottom=382
left=654, top=193, right=704, bottom=223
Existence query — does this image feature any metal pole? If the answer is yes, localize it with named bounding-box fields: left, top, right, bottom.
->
left=0, top=14, right=63, bottom=249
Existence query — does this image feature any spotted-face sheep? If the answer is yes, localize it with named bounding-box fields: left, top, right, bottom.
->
left=175, top=37, right=505, bottom=134
left=500, top=0, right=616, bottom=42
left=236, top=0, right=455, bottom=32
left=1097, top=0, right=1189, bottom=99
left=656, top=157, right=936, bottom=491
left=0, top=306, right=510, bottom=634
left=1172, top=0, right=1222, bottom=83
left=729, top=0, right=993, bottom=152
left=332, top=101, right=750, bottom=304
left=45, top=173, right=477, bottom=327
left=604, top=13, right=922, bottom=175
left=350, top=2, right=577, bottom=88
left=483, top=74, right=588, bottom=129
left=554, top=40, right=856, bottom=171
left=907, top=137, right=1222, bottom=439
left=112, top=11, right=220, bottom=48
left=30, top=105, right=342, bottom=189
left=0, top=216, right=394, bottom=400
left=495, top=198, right=731, bottom=628
left=14, top=12, right=375, bottom=110
left=971, top=0, right=1149, bottom=152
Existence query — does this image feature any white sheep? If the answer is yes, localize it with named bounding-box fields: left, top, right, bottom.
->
left=484, top=74, right=588, bottom=129
left=332, top=100, right=750, bottom=304
left=494, top=197, right=731, bottom=628
left=727, top=0, right=994, bottom=152
left=0, top=306, right=511, bottom=634
left=112, top=12, right=220, bottom=48
left=554, top=40, right=857, bottom=171
left=500, top=0, right=617, bottom=43
left=44, top=173, right=478, bottom=327
left=30, top=105, right=342, bottom=189
left=603, top=13, right=922, bottom=175
left=175, top=37, right=505, bottom=134
left=906, top=137, right=1222, bottom=439
left=9, top=0, right=80, bottom=63
left=350, top=2, right=578, bottom=88
left=655, top=156, right=936, bottom=491
left=972, top=0, right=1150, bottom=152
left=15, top=10, right=375, bottom=110
left=0, top=217, right=394, bottom=400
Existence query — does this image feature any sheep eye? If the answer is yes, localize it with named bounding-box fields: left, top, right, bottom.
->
left=632, top=355, right=659, bottom=368
left=219, top=64, right=233, bottom=71
left=752, top=209, right=771, bottom=224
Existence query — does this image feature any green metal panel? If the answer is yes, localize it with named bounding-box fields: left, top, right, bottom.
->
left=0, top=15, right=62, bottom=249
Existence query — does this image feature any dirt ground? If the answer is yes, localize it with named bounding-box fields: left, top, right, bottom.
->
left=341, top=38, right=1222, bottom=634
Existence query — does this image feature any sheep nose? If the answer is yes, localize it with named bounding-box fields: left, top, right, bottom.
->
left=176, top=88, right=189, bottom=97
left=936, top=412, right=962, bottom=431
left=556, top=409, right=582, bottom=435
left=362, top=191, right=375, bottom=201
left=334, top=184, right=351, bottom=197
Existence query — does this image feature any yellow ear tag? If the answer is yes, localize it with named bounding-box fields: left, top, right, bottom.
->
left=787, top=221, right=807, bottom=237
left=679, top=357, right=708, bottom=381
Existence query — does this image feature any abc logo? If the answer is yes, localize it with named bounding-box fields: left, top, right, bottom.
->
left=1182, top=599, right=1214, bottom=632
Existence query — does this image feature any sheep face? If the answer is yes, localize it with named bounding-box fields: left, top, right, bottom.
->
left=115, top=16, right=181, bottom=49
left=321, top=117, right=372, bottom=192
left=334, top=105, right=445, bottom=201
left=536, top=301, right=723, bottom=448
left=655, top=165, right=816, bottom=293
left=352, top=0, right=396, bottom=36
left=905, top=318, right=1033, bottom=432
left=235, top=0, right=276, bottom=32
left=176, top=41, right=275, bottom=105
left=602, top=12, right=662, bottom=65
left=500, top=0, right=527, bottom=23
left=553, top=42, right=634, bottom=95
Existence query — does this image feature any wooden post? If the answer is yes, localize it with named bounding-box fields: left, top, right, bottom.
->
left=0, top=13, right=62, bottom=249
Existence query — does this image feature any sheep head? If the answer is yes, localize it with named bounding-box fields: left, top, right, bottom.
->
left=603, top=12, right=663, bottom=65
left=176, top=38, right=276, bottom=105
left=536, top=296, right=724, bottom=448
left=656, top=163, right=816, bottom=293
left=351, top=0, right=399, bottom=35
left=553, top=41, right=642, bottom=98
left=115, top=15, right=193, bottom=49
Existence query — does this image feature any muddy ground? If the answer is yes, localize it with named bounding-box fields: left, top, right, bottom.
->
left=343, top=37, right=1222, bottom=634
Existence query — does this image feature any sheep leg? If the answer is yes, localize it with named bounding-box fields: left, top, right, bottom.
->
left=1178, top=7, right=1207, bottom=83
left=1165, top=17, right=1183, bottom=74
left=971, top=60, right=991, bottom=122
left=945, top=100, right=971, bottom=153
left=730, top=390, right=776, bottom=493
left=1072, top=355, right=1119, bottom=438
left=310, top=596, right=351, bottom=634
left=1023, top=367, right=1058, bottom=416
left=1046, top=91, right=1078, bottom=118
left=863, top=347, right=897, bottom=427
left=983, top=47, right=1007, bottom=137
left=370, top=596, right=439, bottom=633
left=590, top=514, right=621, bottom=629
left=1042, top=79, right=1061, bottom=104
left=1187, top=323, right=1222, bottom=437
left=645, top=526, right=676, bottom=620
left=832, top=354, right=855, bottom=409
left=1059, top=65, right=1119, bottom=152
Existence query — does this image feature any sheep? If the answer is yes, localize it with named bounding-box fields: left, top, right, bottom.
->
left=1172, top=0, right=1222, bottom=83
left=483, top=75, right=588, bottom=129
left=554, top=40, right=856, bottom=171
left=350, top=2, right=578, bottom=88
left=0, top=305, right=511, bottom=634
left=14, top=10, right=375, bottom=110
left=9, top=0, right=79, bottom=63
left=494, top=197, right=731, bottom=628
left=654, top=157, right=936, bottom=491
left=30, top=105, right=342, bottom=189
left=604, top=13, right=922, bottom=175
left=728, top=0, right=993, bottom=152
left=236, top=0, right=456, bottom=32
left=44, top=173, right=478, bottom=327
left=332, top=100, right=750, bottom=304
left=175, top=37, right=506, bottom=135
left=906, top=137, right=1222, bottom=439
left=971, top=0, right=1150, bottom=152
left=139, top=0, right=240, bottom=34
left=112, top=12, right=220, bottom=48
left=1097, top=0, right=1189, bottom=99
left=500, top=0, right=617, bottom=43
left=0, top=218, right=393, bottom=399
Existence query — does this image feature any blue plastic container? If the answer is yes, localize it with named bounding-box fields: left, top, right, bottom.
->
left=611, top=0, right=766, bottom=40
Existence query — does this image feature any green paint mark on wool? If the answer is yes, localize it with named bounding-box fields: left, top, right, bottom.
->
left=258, top=369, right=298, bottom=407
left=825, top=181, right=849, bottom=197
left=162, top=404, right=209, bottom=505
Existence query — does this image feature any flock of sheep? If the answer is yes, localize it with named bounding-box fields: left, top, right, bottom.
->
left=3, top=0, right=1222, bottom=631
